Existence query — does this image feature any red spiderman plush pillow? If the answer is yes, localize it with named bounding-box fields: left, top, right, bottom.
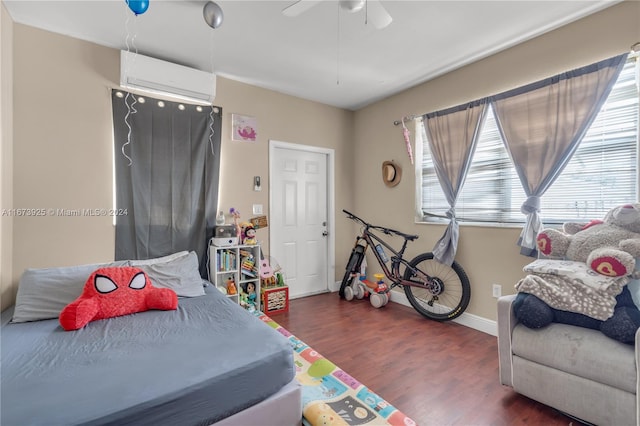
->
left=59, top=266, right=178, bottom=331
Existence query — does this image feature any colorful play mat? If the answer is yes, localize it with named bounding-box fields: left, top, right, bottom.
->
left=255, top=312, right=417, bottom=426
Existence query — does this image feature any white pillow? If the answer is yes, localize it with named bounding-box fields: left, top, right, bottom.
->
left=11, top=260, right=128, bottom=323
left=127, top=250, right=190, bottom=266
left=11, top=251, right=205, bottom=323
left=129, top=251, right=205, bottom=298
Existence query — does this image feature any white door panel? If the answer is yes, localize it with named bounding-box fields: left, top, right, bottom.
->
left=270, top=142, right=332, bottom=299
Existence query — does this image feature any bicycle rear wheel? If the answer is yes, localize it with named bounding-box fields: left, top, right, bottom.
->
left=402, top=252, right=470, bottom=321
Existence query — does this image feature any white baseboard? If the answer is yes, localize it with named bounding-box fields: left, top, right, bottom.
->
left=388, top=291, right=497, bottom=336
left=331, top=281, right=497, bottom=336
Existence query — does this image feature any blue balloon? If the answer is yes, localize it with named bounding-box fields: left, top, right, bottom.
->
left=126, top=0, right=149, bottom=16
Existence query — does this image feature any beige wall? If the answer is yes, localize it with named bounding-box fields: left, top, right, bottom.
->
left=11, top=26, right=119, bottom=304
left=4, top=23, right=355, bottom=310
left=353, top=0, right=640, bottom=320
left=1, top=2, right=15, bottom=311
left=214, top=78, right=354, bottom=261
left=2, top=1, right=639, bottom=321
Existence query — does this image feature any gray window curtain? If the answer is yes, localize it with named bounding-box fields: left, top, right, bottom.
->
left=111, top=90, right=222, bottom=276
left=422, top=99, right=488, bottom=265
left=491, top=53, right=628, bottom=257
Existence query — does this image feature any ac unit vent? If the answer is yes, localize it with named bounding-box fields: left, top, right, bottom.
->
left=120, top=50, right=216, bottom=105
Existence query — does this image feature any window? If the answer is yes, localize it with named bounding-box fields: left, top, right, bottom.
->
left=418, top=57, right=639, bottom=225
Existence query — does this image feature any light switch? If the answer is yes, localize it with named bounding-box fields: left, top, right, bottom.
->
left=252, top=204, right=263, bottom=215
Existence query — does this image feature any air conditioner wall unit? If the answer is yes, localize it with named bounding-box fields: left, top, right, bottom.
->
left=120, top=50, right=216, bottom=105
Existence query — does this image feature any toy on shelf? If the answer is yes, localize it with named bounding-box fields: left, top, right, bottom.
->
left=243, top=224, right=257, bottom=245
left=240, top=282, right=257, bottom=312
left=239, top=292, right=254, bottom=312
left=246, top=282, right=257, bottom=305
left=260, top=258, right=274, bottom=279
left=261, top=255, right=283, bottom=278
left=229, top=208, right=241, bottom=239
left=241, top=252, right=257, bottom=278
left=216, top=210, right=225, bottom=226
left=261, top=269, right=286, bottom=290
left=226, top=277, right=237, bottom=295
left=261, top=275, right=276, bottom=288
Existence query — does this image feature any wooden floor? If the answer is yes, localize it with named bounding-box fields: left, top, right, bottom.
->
left=270, top=292, right=580, bottom=426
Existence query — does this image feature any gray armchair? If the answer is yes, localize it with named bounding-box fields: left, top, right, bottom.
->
left=497, top=294, right=640, bottom=425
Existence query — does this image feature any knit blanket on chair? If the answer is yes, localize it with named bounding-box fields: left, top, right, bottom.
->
left=515, top=259, right=630, bottom=320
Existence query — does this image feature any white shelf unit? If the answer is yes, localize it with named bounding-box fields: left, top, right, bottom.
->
left=209, top=243, right=261, bottom=311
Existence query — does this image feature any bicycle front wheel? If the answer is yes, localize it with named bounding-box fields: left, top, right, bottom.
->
left=402, top=252, right=470, bottom=321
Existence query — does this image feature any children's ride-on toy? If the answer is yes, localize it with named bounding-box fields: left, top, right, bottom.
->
left=343, top=274, right=367, bottom=301
left=369, top=273, right=390, bottom=308
left=343, top=273, right=390, bottom=308
left=343, top=247, right=368, bottom=301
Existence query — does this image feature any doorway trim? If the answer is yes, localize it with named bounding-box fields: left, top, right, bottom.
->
left=269, top=140, right=335, bottom=296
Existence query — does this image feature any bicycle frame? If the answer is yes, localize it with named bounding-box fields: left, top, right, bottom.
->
left=347, top=214, right=429, bottom=290
left=342, top=210, right=471, bottom=320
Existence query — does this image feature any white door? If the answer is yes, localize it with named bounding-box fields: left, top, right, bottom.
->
left=269, top=141, right=334, bottom=299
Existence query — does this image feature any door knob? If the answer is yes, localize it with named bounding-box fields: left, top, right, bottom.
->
left=322, top=231, right=328, bottom=236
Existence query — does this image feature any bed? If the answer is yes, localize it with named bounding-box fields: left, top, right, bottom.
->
left=1, top=252, right=302, bottom=426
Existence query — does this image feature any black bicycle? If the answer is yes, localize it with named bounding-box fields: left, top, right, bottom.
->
left=340, top=210, right=471, bottom=321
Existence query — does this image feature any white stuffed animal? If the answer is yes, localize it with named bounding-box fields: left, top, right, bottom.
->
left=536, top=203, right=640, bottom=277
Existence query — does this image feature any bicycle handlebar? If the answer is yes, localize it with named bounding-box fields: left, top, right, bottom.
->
left=343, top=209, right=418, bottom=241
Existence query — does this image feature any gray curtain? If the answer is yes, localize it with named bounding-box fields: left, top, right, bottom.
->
left=112, top=90, right=222, bottom=276
left=491, top=53, right=628, bottom=256
left=422, top=99, right=488, bottom=265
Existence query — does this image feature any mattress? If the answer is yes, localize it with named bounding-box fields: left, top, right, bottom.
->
left=1, top=285, right=295, bottom=426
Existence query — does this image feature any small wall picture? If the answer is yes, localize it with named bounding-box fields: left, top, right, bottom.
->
left=232, top=114, right=257, bottom=142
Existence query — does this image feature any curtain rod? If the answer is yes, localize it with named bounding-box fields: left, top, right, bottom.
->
left=393, top=114, right=418, bottom=126
left=393, top=45, right=639, bottom=127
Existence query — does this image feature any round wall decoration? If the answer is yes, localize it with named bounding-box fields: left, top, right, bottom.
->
left=382, top=160, right=402, bottom=187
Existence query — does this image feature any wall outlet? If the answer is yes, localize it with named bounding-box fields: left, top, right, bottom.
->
left=492, top=284, right=502, bottom=298
left=252, top=204, right=263, bottom=215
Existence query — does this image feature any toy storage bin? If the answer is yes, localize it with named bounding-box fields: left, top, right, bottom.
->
left=262, top=286, right=289, bottom=315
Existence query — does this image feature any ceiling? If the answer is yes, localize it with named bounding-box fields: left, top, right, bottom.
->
left=3, top=0, right=620, bottom=110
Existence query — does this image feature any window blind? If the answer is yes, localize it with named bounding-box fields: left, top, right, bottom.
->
left=419, top=57, right=638, bottom=224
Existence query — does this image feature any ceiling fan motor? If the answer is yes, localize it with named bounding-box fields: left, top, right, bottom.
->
left=341, top=0, right=366, bottom=13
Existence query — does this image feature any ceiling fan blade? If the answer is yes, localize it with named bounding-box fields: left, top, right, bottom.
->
left=282, top=0, right=322, bottom=17
left=366, top=0, right=392, bottom=29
